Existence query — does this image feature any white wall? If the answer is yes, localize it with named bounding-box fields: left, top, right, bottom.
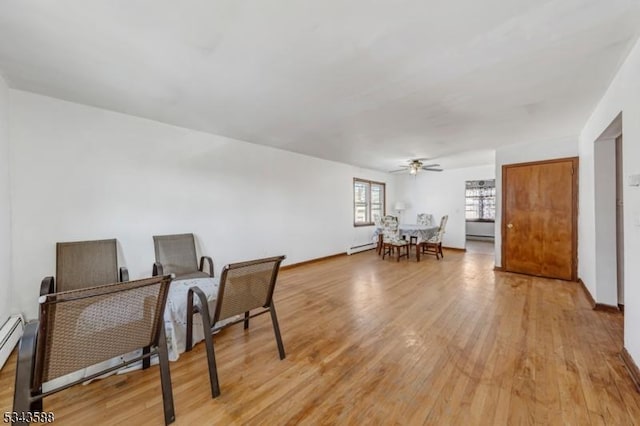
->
left=494, top=137, right=579, bottom=267
left=8, top=90, right=394, bottom=319
left=466, top=221, right=494, bottom=238
left=579, top=38, right=640, bottom=363
left=396, top=164, right=495, bottom=250
left=0, top=73, right=11, bottom=323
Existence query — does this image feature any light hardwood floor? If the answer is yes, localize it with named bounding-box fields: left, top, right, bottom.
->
left=1, top=249, right=639, bottom=425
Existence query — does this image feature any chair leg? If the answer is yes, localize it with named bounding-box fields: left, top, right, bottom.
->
left=201, top=317, right=220, bottom=398
left=143, top=346, right=151, bottom=369
left=13, top=323, right=37, bottom=424
left=157, top=327, right=175, bottom=425
left=244, top=311, right=250, bottom=330
left=186, top=292, right=194, bottom=352
left=270, top=302, right=286, bottom=360
left=439, top=243, right=444, bottom=258
left=31, top=396, right=43, bottom=412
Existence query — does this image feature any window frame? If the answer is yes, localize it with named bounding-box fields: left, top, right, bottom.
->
left=353, top=178, right=386, bottom=227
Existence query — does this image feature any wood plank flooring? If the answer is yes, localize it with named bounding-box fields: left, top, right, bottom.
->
left=1, top=248, right=639, bottom=425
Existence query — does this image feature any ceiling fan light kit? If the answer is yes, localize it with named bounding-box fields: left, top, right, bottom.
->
left=390, top=159, right=443, bottom=175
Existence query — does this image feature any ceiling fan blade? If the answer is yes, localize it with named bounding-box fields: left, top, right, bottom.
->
left=420, top=163, right=440, bottom=168
left=412, top=157, right=431, bottom=161
left=421, top=167, right=443, bottom=172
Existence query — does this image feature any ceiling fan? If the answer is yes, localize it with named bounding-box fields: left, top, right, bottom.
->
left=390, top=158, right=443, bottom=175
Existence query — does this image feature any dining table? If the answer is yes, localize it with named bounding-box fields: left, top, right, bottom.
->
left=373, top=224, right=439, bottom=261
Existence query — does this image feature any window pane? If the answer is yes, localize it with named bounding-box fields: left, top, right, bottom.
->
left=465, top=179, right=495, bottom=220
left=354, top=180, right=371, bottom=224
left=354, top=179, right=385, bottom=225
left=371, top=183, right=384, bottom=221
left=354, top=182, right=368, bottom=203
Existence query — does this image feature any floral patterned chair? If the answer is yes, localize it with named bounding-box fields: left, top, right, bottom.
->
left=381, top=216, right=410, bottom=261
left=416, top=213, right=435, bottom=226
left=373, top=214, right=385, bottom=254
left=418, top=215, right=448, bottom=260
left=410, top=213, right=437, bottom=245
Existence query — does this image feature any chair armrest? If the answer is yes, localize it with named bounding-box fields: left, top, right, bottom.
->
left=153, top=262, right=164, bottom=276
left=119, top=267, right=129, bottom=282
left=200, top=256, right=214, bottom=277
left=186, top=286, right=212, bottom=352
left=188, top=286, right=212, bottom=325
left=40, top=277, right=54, bottom=296
left=17, top=321, right=38, bottom=365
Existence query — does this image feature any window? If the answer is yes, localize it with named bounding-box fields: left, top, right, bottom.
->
left=465, top=180, right=496, bottom=221
left=354, top=178, right=385, bottom=226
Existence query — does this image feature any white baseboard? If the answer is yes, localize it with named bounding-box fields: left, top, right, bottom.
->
left=347, top=243, right=376, bottom=255
left=1, top=315, right=25, bottom=370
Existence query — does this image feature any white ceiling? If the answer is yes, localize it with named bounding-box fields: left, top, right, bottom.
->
left=1, top=0, right=639, bottom=171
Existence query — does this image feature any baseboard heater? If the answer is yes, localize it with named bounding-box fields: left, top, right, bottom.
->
left=347, top=243, right=377, bottom=255
left=0, top=315, right=25, bottom=370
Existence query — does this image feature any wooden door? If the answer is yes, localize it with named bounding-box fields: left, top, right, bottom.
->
left=502, top=157, right=578, bottom=281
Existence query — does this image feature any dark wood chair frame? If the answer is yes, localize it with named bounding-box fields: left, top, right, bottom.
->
left=13, top=276, right=175, bottom=425
left=381, top=240, right=410, bottom=261
left=417, top=216, right=448, bottom=261
left=418, top=240, right=444, bottom=260
left=184, top=255, right=286, bottom=398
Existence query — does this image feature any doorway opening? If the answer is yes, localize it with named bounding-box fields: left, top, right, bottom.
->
left=465, top=179, right=495, bottom=254
left=593, top=113, right=624, bottom=311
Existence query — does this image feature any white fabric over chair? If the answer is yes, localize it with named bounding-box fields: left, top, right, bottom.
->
left=417, top=213, right=435, bottom=226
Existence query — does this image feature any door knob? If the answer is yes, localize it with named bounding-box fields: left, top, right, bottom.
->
left=507, top=223, right=514, bottom=229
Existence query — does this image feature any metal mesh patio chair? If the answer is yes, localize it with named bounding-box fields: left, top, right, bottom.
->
left=40, top=239, right=129, bottom=297
left=185, top=255, right=286, bottom=398
left=152, top=233, right=213, bottom=279
left=13, top=276, right=175, bottom=425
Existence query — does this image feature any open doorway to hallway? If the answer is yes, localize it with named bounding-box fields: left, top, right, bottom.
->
left=594, top=113, right=624, bottom=312
left=465, top=179, right=495, bottom=254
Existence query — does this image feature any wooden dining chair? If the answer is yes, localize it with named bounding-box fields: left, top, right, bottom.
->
left=409, top=213, right=436, bottom=246
left=381, top=216, right=409, bottom=261
left=416, top=213, right=435, bottom=226
left=419, top=215, right=449, bottom=260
